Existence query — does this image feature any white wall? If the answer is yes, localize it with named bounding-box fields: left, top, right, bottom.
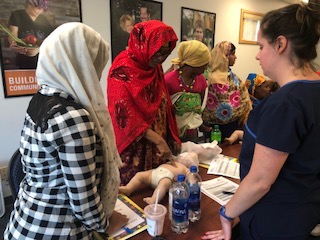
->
left=0, top=0, right=314, bottom=197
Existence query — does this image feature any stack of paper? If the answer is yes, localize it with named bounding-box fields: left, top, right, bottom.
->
left=206, top=154, right=240, bottom=179
left=199, top=154, right=240, bottom=179
left=201, top=176, right=239, bottom=205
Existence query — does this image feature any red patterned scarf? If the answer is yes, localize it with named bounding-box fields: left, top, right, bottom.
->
left=107, top=20, right=180, bottom=153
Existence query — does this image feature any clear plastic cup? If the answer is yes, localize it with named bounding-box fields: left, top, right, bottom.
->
left=144, top=204, right=167, bottom=237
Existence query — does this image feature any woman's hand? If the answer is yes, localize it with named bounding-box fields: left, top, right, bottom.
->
left=155, top=138, right=176, bottom=166
left=201, top=217, right=233, bottom=240
left=10, top=41, right=27, bottom=55
left=143, top=128, right=176, bottom=166
left=201, top=230, right=225, bottom=240
left=10, top=41, right=39, bottom=56
left=199, top=123, right=212, bottom=133
left=155, top=138, right=172, bottom=159
left=106, top=211, right=129, bottom=236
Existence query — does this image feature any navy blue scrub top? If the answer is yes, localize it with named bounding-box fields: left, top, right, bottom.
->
left=238, top=80, right=320, bottom=239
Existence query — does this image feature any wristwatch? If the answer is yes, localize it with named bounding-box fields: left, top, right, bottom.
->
left=219, top=205, right=234, bottom=221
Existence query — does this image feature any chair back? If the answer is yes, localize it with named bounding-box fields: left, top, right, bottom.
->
left=8, top=149, right=25, bottom=200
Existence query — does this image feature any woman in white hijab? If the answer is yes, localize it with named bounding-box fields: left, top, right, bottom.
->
left=4, top=22, right=127, bottom=239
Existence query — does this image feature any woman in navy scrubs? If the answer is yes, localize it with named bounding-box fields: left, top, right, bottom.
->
left=202, top=2, right=320, bottom=240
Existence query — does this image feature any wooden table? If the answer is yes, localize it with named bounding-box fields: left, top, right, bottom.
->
left=129, top=142, right=242, bottom=240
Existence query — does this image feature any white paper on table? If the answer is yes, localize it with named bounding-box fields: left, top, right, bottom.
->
left=201, top=176, right=239, bottom=205
left=206, top=154, right=240, bottom=179
left=200, top=154, right=237, bottom=168
left=110, top=198, right=145, bottom=238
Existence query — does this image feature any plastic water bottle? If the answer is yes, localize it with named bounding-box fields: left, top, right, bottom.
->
left=186, top=166, right=202, bottom=222
left=171, top=174, right=190, bottom=234
left=168, top=181, right=173, bottom=221
left=211, top=125, right=221, bottom=143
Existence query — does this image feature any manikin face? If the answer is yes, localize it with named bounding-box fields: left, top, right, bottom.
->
left=194, top=27, right=204, bottom=42
left=140, top=7, right=150, bottom=22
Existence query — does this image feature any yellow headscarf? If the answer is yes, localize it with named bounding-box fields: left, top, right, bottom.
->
left=171, top=40, right=210, bottom=67
left=207, top=41, right=233, bottom=85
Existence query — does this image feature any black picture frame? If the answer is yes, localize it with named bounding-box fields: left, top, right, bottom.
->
left=110, top=0, right=163, bottom=61
left=181, top=7, right=216, bottom=50
left=0, top=0, right=82, bottom=98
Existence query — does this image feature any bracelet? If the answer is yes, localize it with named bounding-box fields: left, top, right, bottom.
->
left=219, top=205, right=234, bottom=221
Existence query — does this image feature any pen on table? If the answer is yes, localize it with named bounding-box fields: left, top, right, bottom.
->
left=123, top=226, right=133, bottom=234
left=222, top=190, right=235, bottom=195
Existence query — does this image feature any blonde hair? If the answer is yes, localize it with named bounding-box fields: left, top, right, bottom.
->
left=119, top=14, right=134, bottom=32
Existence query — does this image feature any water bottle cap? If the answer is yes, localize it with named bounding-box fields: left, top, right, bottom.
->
left=190, top=165, right=197, bottom=172
left=177, top=174, right=185, bottom=182
left=214, top=125, right=219, bottom=129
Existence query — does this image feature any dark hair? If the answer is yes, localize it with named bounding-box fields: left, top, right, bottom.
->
left=230, top=42, right=236, bottom=54
left=260, top=1, right=320, bottom=69
left=26, top=0, right=48, bottom=10
left=140, top=4, right=150, bottom=14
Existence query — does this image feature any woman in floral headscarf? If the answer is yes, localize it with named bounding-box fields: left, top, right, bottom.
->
left=202, top=41, right=252, bottom=141
left=107, top=20, right=181, bottom=185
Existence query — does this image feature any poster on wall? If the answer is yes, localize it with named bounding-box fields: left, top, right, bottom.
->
left=0, top=0, right=82, bottom=98
left=181, top=7, right=216, bottom=50
left=110, top=0, right=162, bottom=61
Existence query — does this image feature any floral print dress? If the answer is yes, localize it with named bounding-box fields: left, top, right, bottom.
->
left=202, top=71, right=251, bottom=139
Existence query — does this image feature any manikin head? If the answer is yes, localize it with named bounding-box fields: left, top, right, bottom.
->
left=176, top=151, right=199, bottom=169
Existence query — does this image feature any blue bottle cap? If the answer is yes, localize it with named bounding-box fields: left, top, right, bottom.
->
left=190, top=166, right=197, bottom=173
left=177, top=174, right=185, bottom=182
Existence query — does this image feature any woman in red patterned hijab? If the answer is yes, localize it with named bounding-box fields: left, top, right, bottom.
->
left=107, top=20, right=181, bottom=185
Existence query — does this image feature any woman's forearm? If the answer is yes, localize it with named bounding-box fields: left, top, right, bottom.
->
left=143, top=128, right=164, bottom=145
left=143, top=128, right=174, bottom=161
left=224, top=144, right=288, bottom=218
left=224, top=175, right=271, bottom=218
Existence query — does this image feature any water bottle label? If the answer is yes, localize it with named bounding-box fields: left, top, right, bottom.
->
left=188, top=187, right=200, bottom=211
left=172, top=198, right=188, bottom=223
left=189, top=185, right=200, bottom=193
left=211, top=134, right=221, bottom=143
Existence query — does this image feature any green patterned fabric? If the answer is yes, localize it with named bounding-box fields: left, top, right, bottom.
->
left=174, top=92, right=202, bottom=116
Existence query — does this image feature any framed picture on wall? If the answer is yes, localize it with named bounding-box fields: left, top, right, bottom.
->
left=110, top=0, right=163, bottom=61
left=181, top=7, right=216, bottom=50
left=239, top=9, right=264, bottom=45
left=0, top=0, right=82, bottom=98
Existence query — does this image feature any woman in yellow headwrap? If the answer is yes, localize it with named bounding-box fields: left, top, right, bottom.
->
left=165, top=40, right=211, bottom=142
